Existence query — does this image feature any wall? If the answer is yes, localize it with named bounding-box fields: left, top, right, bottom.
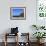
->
left=0, top=0, right=36, bottom=42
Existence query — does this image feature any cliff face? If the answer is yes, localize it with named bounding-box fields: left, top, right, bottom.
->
left=13, top=13, right=24, bottom=17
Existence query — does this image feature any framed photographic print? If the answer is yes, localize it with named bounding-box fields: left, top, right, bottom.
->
left=37, top=0, right=46, bottom=18
left=10, top=7, right=26, bottom=20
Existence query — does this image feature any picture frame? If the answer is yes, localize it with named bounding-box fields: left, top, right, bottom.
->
left=10, top=7, right=26, bottom=20
left=36, top=0, right=46, bottom=26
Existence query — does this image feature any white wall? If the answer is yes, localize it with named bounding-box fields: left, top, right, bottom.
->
left=0, top=0, right=37, bottom=42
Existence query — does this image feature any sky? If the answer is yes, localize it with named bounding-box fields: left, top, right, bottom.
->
left=12, top=8, right=24, bottom=16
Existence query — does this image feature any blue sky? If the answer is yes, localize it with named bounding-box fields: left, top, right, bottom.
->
left=12, top=8, right=24, bottom=16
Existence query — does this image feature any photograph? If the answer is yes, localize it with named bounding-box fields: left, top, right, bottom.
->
left=10, top=7, right=26, bottom=20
